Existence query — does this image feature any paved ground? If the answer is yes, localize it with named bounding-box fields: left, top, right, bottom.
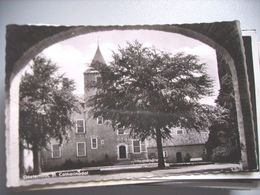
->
left=20, top=163, right=242, bottom=188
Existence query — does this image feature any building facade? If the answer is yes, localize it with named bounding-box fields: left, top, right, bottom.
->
left=147, top=128, right=208, bottom=163
left=40, top=46, right=209, bottom=171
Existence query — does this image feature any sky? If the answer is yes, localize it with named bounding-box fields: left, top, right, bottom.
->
left=40, top=30, right=219, bottom=105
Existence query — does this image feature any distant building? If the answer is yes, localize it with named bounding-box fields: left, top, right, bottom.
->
left=147, top=128, right=208, bottom=163
left=40, top=46, right=209, bottom=171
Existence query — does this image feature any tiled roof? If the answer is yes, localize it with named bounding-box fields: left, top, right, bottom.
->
left=147, top=128, right=209, bottom=148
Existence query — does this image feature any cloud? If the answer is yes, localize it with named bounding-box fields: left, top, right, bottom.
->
left=43, top=43, right=86, bottom=94
left=100, top=42, right=118, bottom=63
left=172, top=44, right=214, bottom=57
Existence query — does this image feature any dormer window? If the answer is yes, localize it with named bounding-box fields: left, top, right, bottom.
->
left=97, top=116, right=103, bottom=125
left=76, top=119, right=85, bottom=133
left=117, top=128, right=124, bottom=135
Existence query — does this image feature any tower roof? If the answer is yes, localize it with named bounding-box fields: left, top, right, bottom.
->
left=90, top=45, right=106, bottom=66
left=85, top=45, right=106, bottom=74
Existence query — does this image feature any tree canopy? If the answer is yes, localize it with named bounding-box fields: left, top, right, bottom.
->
left=87, top=41, right=225, bottom=167
left=19, top=56, right=79, bottom=173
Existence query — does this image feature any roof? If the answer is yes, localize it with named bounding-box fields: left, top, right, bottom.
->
left=84, top=45, right=106, bottom=74
left=90, top=45, right=106, bottom=66
left=147, top=128, right=209, bottom=148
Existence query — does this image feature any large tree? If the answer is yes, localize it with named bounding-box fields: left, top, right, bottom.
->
left=19, top=56, right=79, bottom=174
left=87, top=41, right=223, bottom=168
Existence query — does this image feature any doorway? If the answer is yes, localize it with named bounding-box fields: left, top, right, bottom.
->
left=118, top=145, right=127, bottom=159
left=176, top=152, right=182, bottom=163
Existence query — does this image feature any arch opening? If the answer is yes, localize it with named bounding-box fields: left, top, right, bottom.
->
left=6, top=24, right=257, bottom=185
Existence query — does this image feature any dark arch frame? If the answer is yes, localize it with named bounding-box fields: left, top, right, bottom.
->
left=5, top=22, right=258, bottom=184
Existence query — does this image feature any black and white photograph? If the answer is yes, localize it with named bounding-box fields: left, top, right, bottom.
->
left=5, top=22, right=260, bottom=188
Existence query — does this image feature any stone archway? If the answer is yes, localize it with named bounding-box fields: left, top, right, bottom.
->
left=5, top=22, right=258, bottom=184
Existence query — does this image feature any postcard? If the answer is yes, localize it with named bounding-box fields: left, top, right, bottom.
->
left=5, top=21, right=260, bottom=189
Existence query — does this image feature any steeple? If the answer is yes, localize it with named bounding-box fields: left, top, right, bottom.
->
left=84, top=45, right=106, bottom=98
left=84, top=45, right=106, bottom=74
left=90, top=45, right=106, bottom=67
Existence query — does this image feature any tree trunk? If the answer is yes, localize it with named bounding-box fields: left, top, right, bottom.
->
left=32, top=144, right=41, bottom=175
left=155, top=128, right=165, bottom=168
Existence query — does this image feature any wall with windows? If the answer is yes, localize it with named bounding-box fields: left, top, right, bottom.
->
left=40, top=103, right=89, bottom=170
left=147, top=144, right=206, bottom=163
left=84, top=115, right=118, bottom=164
left=41, top=115, right=149, bottom=170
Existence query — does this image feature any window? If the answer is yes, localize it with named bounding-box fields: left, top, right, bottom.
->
left=133, top=140, right=141, bottom=153
left=76, top=119, right=85, bottom=133
left=177, top=130, right=183, bottom=135
left=101, top=139, right=104, bottom=145
left=91, top=138, right=98, bottom=149
left=117, top=128, right=124, bottom=135
left=163, top=151, right=168, bottom=158
left=77, top=142, right=86, bottom=157
left=97, top=116, right=103, bottom=125
left=52, top=144, right=61, bottom=158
